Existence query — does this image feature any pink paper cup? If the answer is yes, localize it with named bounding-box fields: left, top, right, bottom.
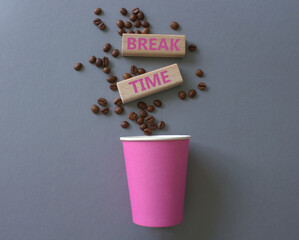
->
left=120, top=135, right=191, bottom=227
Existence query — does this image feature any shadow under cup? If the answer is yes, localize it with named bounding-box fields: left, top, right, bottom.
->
left=120, top=135, right=191, bottom=227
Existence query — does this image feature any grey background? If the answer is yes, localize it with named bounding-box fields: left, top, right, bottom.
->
left=0, top=0, right=298, bottom=239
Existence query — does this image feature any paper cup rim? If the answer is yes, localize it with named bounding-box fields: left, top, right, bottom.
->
left=120, top=135, right=191, bottom=141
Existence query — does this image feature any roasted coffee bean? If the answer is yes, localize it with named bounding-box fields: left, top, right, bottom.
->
left=74, top=62, right=82, bottom=71
left=103, top=66, right=110, bottom=74
left=110, top=84, right=117, bottom=91
left=148, top=123, right=157, bottom=130
left=178, top=90, right=186, bottom=100
left=115, top=106, right=124, bottom=114
left=118, top=28, right=126, bottom=36
left=145, top=115, right=154, bottom=123
left=137, top=11, right=144, bottom=20
left=153, top=100, right=162, bottom=107
left=144, top=128, right=152, bottom=136
left=95, top=58, right=103, bottom=67
left=97, top=97, right=107, bottom=106
left=130, top=13, right=137, bottom=22
left=128, top=29, right=135, bottom=33
left=91, top=104, right=99, bottom=114
left=103, top=56, right=109, bottom=67
left=89, top=56, right=96, bottom=64
left=114, top=97, right=122, bottom=106
left=131, top=7, right=139, bottom=14
left=188, top=44, right=197, bottom=52
left=134, top=20, right=141, bottom=28
left=93, top=18, right=102, bottom=25
left=98, top=22, right=106, bottom=30
left=138, top=68, right=145, bottom=74
left=147, top=105, right=155, bottom=112
left=157, top=121, right=165, bottom=129
left=120, top=8, right=127, bottom=15
left=103, top=43, right=111, bottom=52
left=141, top=27, right=150, bottom=34
left=198, top=82, right=206, bottom=90
left=135, top=30, right=141, bottom=34
left=139, top=110, right=147, bottom=118
left=140, top=123, right=147, bottom=130
left=112, top=49, right=120, bottom=57
left=136, top=117, right=144, bottom=125
left=123, top=73, right=132, bottom=79
left=128, top=112, right=138, bottom=120
left=124, top=21, right=132, bottom=28
left=188, top=89, right=197, bottom=98
left=101, top=107, right=109, bottom=114
left=94, top=8, right=102, bottom=15
left=137, top=101, right=147, bottom=109
left=116, top=20, right=124, bottom=28
left=141, top=20, right=150, bottom=27
left=121, top=121, right=129, bottom=128
left=130, top=65, right=138, bottom=75
left=107, top=75, right=117, bottom=83
left=195, top=69, right=203, bottom=77
left=170, top=21, right=179, bottom=30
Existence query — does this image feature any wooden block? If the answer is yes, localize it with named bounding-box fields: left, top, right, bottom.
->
left=122, top=34, right=185, bottom=57
left=117, top=64, right=183, bottom=104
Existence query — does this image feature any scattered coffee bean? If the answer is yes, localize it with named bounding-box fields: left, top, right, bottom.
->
left=89, top=56, right=96, bottom=64
left=147, top=105, right=155, bottom=112
left=93, top=18, right=102, bottom=25
left=137, top=11, right=144, bottom=20
left=139, top=110, right=147, bottom=118
left=134, top=20, right=141, bottom=28
left=141, top=20, right=150, bottom=27
left=128, top=112, right=138, bottom=120
left=137, top=101, right=147, bottom=109
left=115, top=106, right=124, bottom=114
left=140, top=123, right=147, bottom=130
left=130, top=13, right=137, bottom=22
left=130, top=65, right=138, bottom=75
left=145, top=115, right=155, bottom=123
left=97, top=97, right=107, bottom=106
left=94, top=8, right=102, bottom=15
left=136, top=117, right=144, bottom=125
left=110, top=84, right=117, bottom=91
left=103, top=43, right=111, bottom=52
left=103, top=66, right=110, bottom=74
left=148, top=123, right=157, bottom=130
left=157, top=121, right=165, bottom=129
left=101, top=107, right=109, bottom=114
left=131, top=8, right=139, bottom=14
left=121, top=121, right=129, bottom=128
left=198, top=82, right=206, bottom=90
left=188, top=89, right=196, bottom=98
left=135, top=30, right=141, bottom=34
left=114, top=97, right=122, bottom=106
left=138, top=68, right=146, bottom=74
left=107, top=75, right=117, bottom=83
left=195, top=69, right=203, bottom=77
left=178, top=90, right=186, bottom=100
left=170, top=21, right=179, bottom=30
left=116, top=20, right=124, bottom=28
left=74, top=62, right=83, bottom=71
left=118, top=28, right=126, bottom=36
left=95, top=58, right=103, bottom=67
left=123, top=73, right=132, bottom=79
left=120, top=8, right=127, bottom=16
left=91, top=104, right=99, bottom=114
left=128, top=29, right=135, bottom=33
left=124, top=21, right=132, bottom=28
left=111, top=49, right=120, bottom=57
left=188, top=44, right=197, bottom=52
left=144, top=128, right=152, bottom=135
left=98, top=22, right=106, bottom=30
left=153, top=100, right=162, bottom=107
left=141, top=27, right=150, bottom=34
left=103, top=57, right=109, bottom=67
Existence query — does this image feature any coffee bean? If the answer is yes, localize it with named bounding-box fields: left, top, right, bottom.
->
left=103, top=66, right=110, bottom=74
left=137, top=101, right=147, bottom=109
left=112, top=49, right=120, bottom=57
left=170, top=21, right=179, bottom=30
left=135, top=30, right=141, bottom=34
left=94, top=8, right=102, bottom=15
left=120, top=8, right=127, bottom=16
left=148, top=123, right=157, bottom=130
left=138, top=68, right=146, bottom=74
left=188, top=44, right=197, bottom=52
left=116, top=20, right=124, bottom=28
left=114, top=97, right=122, bottom=106
left=95, top=58, right=103, bottom=67
left=141, top=20, right=150, bottom=27
left=115, top=106, right=124, bottom=114
left=137, top=11, right=144, bottom=20
left=130, top=13, right=137, bottom=22
left=131, top=8, right=139, bottom=14
left=91, top=104, right=99, bottom=114
left=74, top=62, right=82, bottom=71
left=147, top=105, right=155, bottom=112
left=134, top=20, right=141, bottom=28
left=144, top=128, right=152, bottom=135
left=98, top=22, right=106, bottom=30
left=97, top=97, right=107, bottom=106
left=118, top=28, right=126, bottom=36
left=198, top=82, right=206, bottom=90
left=128, top=29, right=135, bottom=33
left=107, top=75, right=117, bottom=83
left=188, top=89, right=197, bottom=98
left=110, top=84, right=117, bottom=91
left=195, top=69, right=203, bottom=77
left=103, top=56, right=109, bottom=67
left=153, top=100, right=162, bottom=107
left=121, top=121, right=129, bottom=128
left=93, top=18, right=102, bottom=25
left=124, top=21, right=132, bottom=28
left=101, top=107, right=109, bottom=114
left=123, top=73, right=132, bottom=79
left=130, top=65, right=138, bottom=75
left=141, top=27, right=150, bottom=34
left=145, top=115, right=155, bottom=123
left=103, top=43, right=111, bottom=52
left=140, top=123, right=147, bottom=130
left=89, top=56, right=96, bottom=64
left=178, top=90, right=186, bottom=100
left=157, top=121, right=165, bottom=129
left=139, top=110, right=147, bottom=118
left=136, top=117, right=144, bottom=125
left=128, top=112, right=138, bottom=120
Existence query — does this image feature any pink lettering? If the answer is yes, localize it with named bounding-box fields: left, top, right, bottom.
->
left=149, top=38, right=157, bottom=50
left=160, top=70, right=171, bottom=83
left=138, top=38, right=148, bottom=50
left=128, top=38, right=137, bottom=50
left=128, top=79, right=139, bottom=93
left=158, top=38, right=169, bottom=51
left=145, top=73, right=161, bottom=89
left=170, top=39, right=180, bottom=51
left=138, top=78, right=147, bottom=91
